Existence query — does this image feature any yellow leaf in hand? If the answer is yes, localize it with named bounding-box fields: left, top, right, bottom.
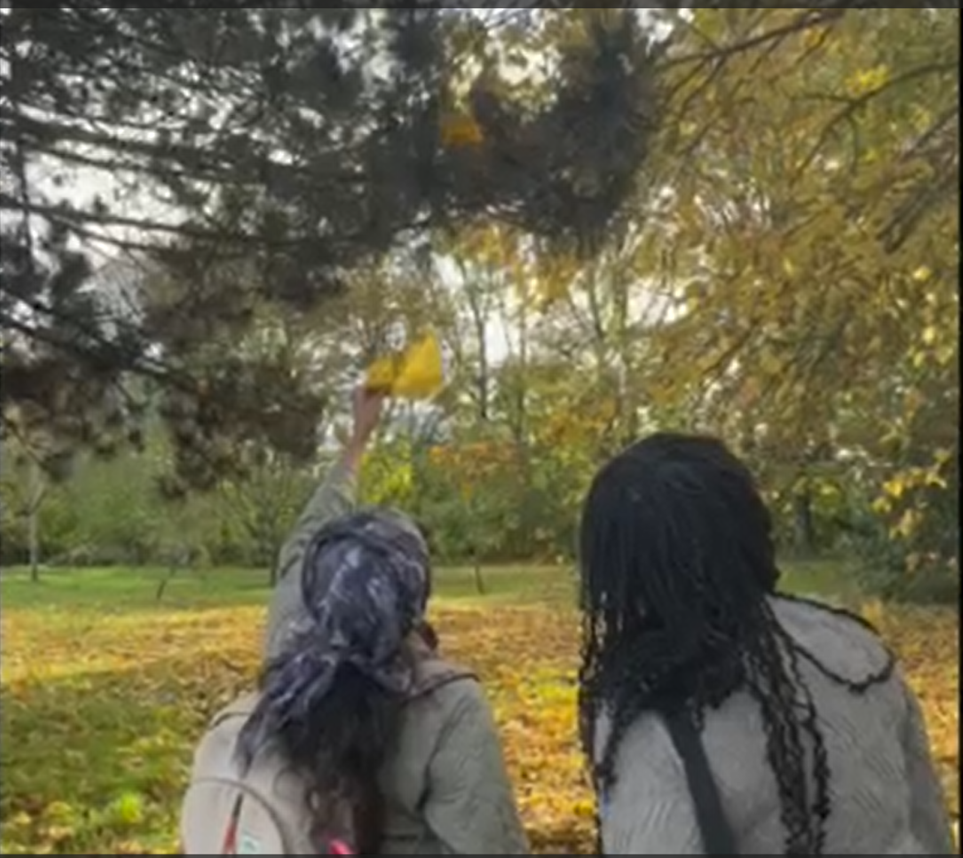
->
left=393, top=333, right=444, bottom=399
left=365, top=354, right=401, bottom=393
left=364, top=333, right=444, bottom=400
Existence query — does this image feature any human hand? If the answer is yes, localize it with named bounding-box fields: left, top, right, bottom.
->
left=349, top=385, right=385, bottom=450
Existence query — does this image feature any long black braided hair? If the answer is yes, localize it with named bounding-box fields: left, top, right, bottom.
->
left=577, top=433, right=895, bottom=855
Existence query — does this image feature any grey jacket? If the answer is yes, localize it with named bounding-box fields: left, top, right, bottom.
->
left=597, top=596, right=955, bottom=854
left=263, top=459, right=529, bottom=854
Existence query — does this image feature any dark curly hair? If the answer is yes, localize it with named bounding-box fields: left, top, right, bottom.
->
left=577, top=433, right=894, bottom=854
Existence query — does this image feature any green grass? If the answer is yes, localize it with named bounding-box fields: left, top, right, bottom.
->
left=0, top=556, right=855, bottom=613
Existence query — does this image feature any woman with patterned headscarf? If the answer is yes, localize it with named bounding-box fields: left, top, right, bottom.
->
left=183, top=388, right=528, bottom=855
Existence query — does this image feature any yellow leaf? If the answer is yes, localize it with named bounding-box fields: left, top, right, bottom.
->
left=859, top=597, right=887, bottom=628
left=393, top=333, right=445, bottom=399
left=871, top=495, right=891, bottom=515
left=846, top=64, right=890, bottom=97
left=364, top=333, right=445, bottom=401
left=882, top=476, right=906, bottom=499
left=891, top=509, right=921, bottom=540
left=440, top=112, right=483, bottom=148
left=365, top=354, right=403, bottom=392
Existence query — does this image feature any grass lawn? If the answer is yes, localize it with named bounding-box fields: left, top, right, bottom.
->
left=1, top=562, right=957, bottom=854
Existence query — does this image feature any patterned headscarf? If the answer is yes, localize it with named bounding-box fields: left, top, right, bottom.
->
left=238, top=508, right=430, bottom=765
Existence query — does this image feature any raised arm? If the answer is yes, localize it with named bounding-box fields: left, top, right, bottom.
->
left=422, top=683, right=529, bottom=854
left=263, top=388, right=384, bottom=661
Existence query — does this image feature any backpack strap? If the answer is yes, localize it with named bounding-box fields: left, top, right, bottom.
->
left=219, top=793, right=245, bottom=853
left=663, top=710, right=739, bottom=855
left=409, top=658, right=477, bottom=700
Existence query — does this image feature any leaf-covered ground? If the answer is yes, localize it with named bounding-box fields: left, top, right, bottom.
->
left=0, top=566, right=957, bottom=854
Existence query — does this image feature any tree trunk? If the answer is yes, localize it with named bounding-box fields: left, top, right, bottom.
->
left=28, top=459, right=41, bottom=582
left=792, top=481, right=816, bottom=557
left=472, top=551, right=486, bottom=595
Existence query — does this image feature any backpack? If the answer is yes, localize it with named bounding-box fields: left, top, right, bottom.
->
left=180, top=659, right=476, bottom=855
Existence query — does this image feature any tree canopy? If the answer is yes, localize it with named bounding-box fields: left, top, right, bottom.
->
left=1, top=6, right=659, bottom=481
left=1, top=7, right=958, bottom=588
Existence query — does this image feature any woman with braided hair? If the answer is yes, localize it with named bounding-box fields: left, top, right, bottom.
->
left=577, top=433, right=954, bottom=854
